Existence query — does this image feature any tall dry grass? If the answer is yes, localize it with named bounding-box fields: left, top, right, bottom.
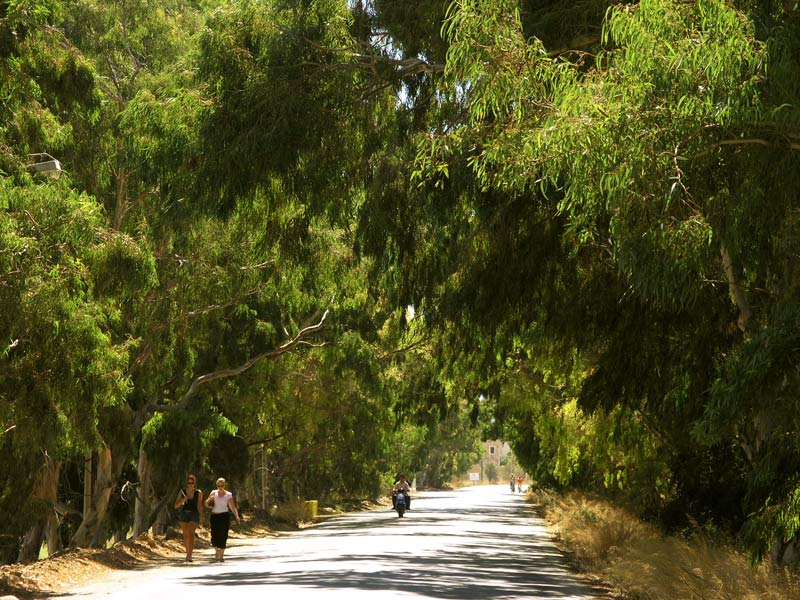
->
left=271, top=500, right=308, bottom=524
left=533, top=490, right=800, bottom=600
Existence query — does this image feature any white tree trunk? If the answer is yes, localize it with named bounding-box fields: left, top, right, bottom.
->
left=133, top=447, right=154, bottom=537
left=70, top=446, right=114, bottom=548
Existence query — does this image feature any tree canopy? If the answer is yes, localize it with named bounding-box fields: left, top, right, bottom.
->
left=1, top=0, right=800, bottom=566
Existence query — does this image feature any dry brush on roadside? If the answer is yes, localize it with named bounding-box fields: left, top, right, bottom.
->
left=531, top=489, right=800, bottom=600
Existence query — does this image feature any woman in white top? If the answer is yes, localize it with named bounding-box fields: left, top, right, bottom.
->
left=204, top=477, right=241, bottom=562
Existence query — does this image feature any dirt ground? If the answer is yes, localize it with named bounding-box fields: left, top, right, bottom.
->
left=0, top=501, right=384, bottom=599
left=1, top=527, right=205, bottom=598
left=0, top=517, right=302, bottom=599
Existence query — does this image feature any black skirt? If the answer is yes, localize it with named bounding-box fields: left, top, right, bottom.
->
left=179, top=510, right=200, bottom=523
left=209, top=512, right=231, bottom=548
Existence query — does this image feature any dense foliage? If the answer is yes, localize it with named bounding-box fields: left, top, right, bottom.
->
left=1, top=0, right=799, bottom=567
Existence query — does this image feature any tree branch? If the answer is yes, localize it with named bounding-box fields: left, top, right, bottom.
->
left=153, top=308, right=331, bottom=413
left=299, top=33, right=444, bottom=79
left=246, top=432, right=287, bottom=447
left=377, top=339, right=428, bottom=362
left=185, top=287, right=264, bottom=317
left=693, top=137, right=800, bottom=160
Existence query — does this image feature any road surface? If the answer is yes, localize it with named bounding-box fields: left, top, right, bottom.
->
left=52, top=485, right=606, bottom=599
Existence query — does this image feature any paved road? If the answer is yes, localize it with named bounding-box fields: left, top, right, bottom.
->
left=52, top=485, right=605, bottom=599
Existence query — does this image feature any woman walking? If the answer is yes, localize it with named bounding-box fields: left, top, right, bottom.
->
left=204, top=477, right=241, bottom=562
left=173, top=474, right=204, bottom=562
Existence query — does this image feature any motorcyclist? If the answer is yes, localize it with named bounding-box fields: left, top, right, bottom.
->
left=392, top=474, right=411, bottom=511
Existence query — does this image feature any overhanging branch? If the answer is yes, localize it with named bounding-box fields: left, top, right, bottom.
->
left=693, top=136, right=800, bottom=160
left=152, top=308, right=330, bottom=413
left=377, top=339, right=428, bottom=362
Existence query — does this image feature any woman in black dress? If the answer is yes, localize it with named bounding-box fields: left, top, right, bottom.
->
left=174, top=474, right=204, bottom=562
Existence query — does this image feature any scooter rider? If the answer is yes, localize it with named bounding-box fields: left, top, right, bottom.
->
left=392, top=474, right=411, bottom=511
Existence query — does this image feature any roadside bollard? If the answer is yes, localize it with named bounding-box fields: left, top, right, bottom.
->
left=304, top=500, right=318, bottom=520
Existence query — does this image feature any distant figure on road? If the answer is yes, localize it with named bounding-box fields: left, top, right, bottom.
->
left=516, top=474, right=524, bottom=493
left=392, top=474, right=412, bottom=511
left=174, top=474, right=204, bottom=562
left=205, top=477, right=240, bottom=562
left=510, top=473, right=516, bottom=492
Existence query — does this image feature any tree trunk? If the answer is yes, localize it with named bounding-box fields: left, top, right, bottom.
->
left=45, top=508, right=61, bottom=557
left=83, top=453, right=92, bottom=520
left=112, top=169, right=129, bottom=230
left=720, top=243, right=751, bottom=331
left=70, top=446, right=114, bottom=548
left=133, top=447, right=154, bottom=537
left=17, top=458, right=61, bottom=562
left=132, top=447, right=177, bottom=538
left=260, top=444, right=268, bottom=512
left=17, top=524, right=44, bottom=563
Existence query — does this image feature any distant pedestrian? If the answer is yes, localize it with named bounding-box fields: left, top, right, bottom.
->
left=174, top=474, right=204, bottom=562
left=204, top=477, right=241, bottom=562
left=516, top=474, right=524, bottom=493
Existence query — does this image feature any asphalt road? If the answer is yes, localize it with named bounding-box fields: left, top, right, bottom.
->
left=52, top=485, right=606, bottom=600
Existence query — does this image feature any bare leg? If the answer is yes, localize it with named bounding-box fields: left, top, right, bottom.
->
left=180, top=522, right=191, bottom=560
left=185, top=522, right=197, bottom=560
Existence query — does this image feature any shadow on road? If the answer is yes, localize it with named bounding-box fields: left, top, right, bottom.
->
left=174, top=489, right=603, bottom=599
left=187, top=552, right=587, bottom=599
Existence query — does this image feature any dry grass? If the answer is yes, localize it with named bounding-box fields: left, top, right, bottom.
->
left=270, top=500, right=309, bottom=524
left=533, top=489, right=800, bottom=600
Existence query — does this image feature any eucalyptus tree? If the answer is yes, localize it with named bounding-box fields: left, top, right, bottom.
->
left=0, top=178, right=152, bottom=561
left=58, top=0, right=210, bottom=228
left=397, top=0, right=800, bottom=559
left=0, top=0, right=293, bottom=551
left=50, top=0, right=226, bottom=547
left=0, top=0, right=149, bottom=558
left=0, top=0, right=101, bottom=176
left=54, top=0, right=408, bottom=544
left=1, top=0, right=438, bottom=558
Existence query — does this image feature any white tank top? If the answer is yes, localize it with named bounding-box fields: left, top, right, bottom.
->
left=211, top=490, right=232, bottom=513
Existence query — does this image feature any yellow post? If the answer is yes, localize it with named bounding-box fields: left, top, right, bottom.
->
left=303, top=500, right=318, bottom=520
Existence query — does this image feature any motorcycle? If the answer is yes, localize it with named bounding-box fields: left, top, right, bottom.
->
left=393, top=491, right=409, bottom=518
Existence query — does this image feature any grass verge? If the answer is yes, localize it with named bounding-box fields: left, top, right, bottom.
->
left=532, top=489, right=800, bottom=600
